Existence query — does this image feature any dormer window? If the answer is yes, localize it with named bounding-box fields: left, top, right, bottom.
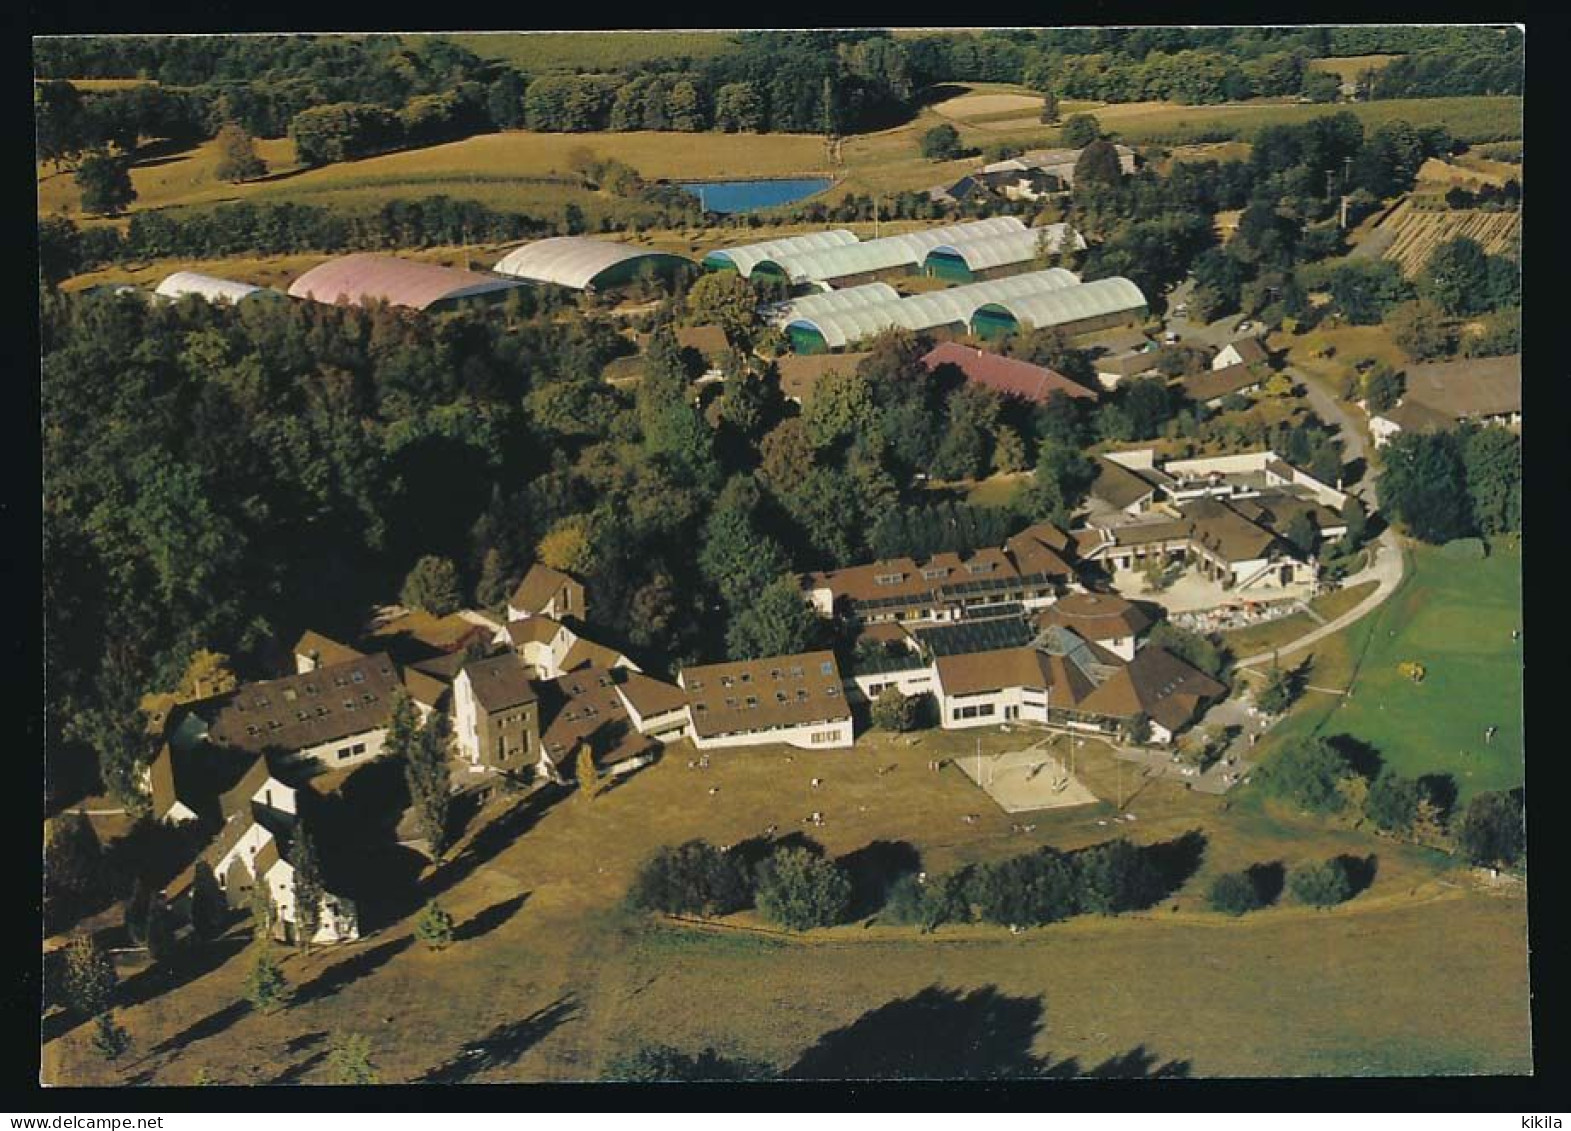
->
left=874, top=572, right=903, bottom=586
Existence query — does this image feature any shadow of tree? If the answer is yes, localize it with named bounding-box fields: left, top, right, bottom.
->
left=340, top=844, right=429, bottom=933
left=416, top=997, right=579, bottom=1084
left=421, top=785, right=568, bottom=902
left=1327, top=733, right=1383, bottom=780
left=116, top=936, right=249, bottom=1011
left=784, top=985, right=1192, bottom=1081
left=284, top=1029, right=329, bottom=1054
left=836, top=840, right=921, bottom=920
left=1335, top=853, right=1379, bottom=898
left=1418, top=773, right=1459, bottom=820
left=267, top=1048, right=329, bottom=1085
left=1246, top=861, right=1286, bottom=907
left=1137, top=829, right=1208, bottom=908
left=147, top=999, right=251, bottom=1057
left=455, top=893, right=530, bottom=943
left=291, top=935, right=413, bottom=1007
left=786, top=985, right=1045, bottom=1080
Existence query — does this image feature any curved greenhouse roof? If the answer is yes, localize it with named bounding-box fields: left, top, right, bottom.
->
left=786, top=268, right=1087, bottom=351
left=289, top=254, right=527, bottom=312
left=769, top=217, right=1028, bottom=284
left=703, top=230, right=859, bottom=277
left=974, top=276, right=1148, bottom=332
left=155, top=271, right=275, bottom=304
left=782, top=282, right=903, bottom=321
left=924, top=229, right=1045, bottom=274
left=492, top=237, right=692, bottom=290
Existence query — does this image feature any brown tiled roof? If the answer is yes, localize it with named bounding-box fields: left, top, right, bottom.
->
left=921, top=342, right=1098, bottom=404
left=1232, top=492, right=1345, bottom=538
left=1004, top=524, right=1077, bottom=578
left=1079, top=646, right=1225, bottom=732
left=1105, top=519, right=1193, bottom=548
left=148, top=743, right=180, bottom=819
left=506, top=616, right=566, bottom=647
left=402, top=666, right=451, bottom=711
left=1036, top=592, right=1152, bottom=642
left=681, top=650, right=849, bottom=739
left=935, top=647, right=1052, bottom=698
left=509, top=564, right=581, bottom=617
left=1179, top=498, right=1277, bottom=562
left=1090, top=457, right=1158, bottom=511
left=637, top=324, right=731, bottom=360
left=203, top=654, right=400, bottom=757
left=808, top=548, right=1020, bottom=608
left=539, top=666, right=651, bottom=769
left=1178, top=362, right=1262, bottom=403
left=462, top=653, right=538, bottom=714
left=292, top=630, right=365, bottom=669
left=252, top=837, right=282, bottom=879
left=616, top=669, right=689, bottom=719
left=1096, top=351, right=1164, bottom=378
left=774, top=351, right=872, bottom=404
left=217, top=757, right=274, bottom=821
left=1222, top=337, right=1269, bottom=365
left=561, top=637, right=632, bottom=673
left=1398, top=354, right=1521, bottom=421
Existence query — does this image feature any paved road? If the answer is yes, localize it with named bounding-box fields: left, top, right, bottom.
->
left=1234, top=527, right=1405, bottom=669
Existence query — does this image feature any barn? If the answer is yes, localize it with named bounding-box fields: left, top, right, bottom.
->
left=970, top=276, right=1148, bottom=340
left=288, top=254, right=528, bottom=313
left=155, top=271, right=283, bottom=304
left=493, top=237, right=693, bottom=292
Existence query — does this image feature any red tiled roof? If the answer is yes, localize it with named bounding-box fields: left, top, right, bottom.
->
left=921, top=342, right=1098, bottom=405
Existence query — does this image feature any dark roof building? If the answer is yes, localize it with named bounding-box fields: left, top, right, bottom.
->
left=1178, top=362, right=1264, bottom=406
left=680, top=651, right=850, bottom=741
left=202, top=654, right=401, bottom=758
left=461, top=652, right=539, bottom=715
left=921, top=342, right=1099, bottom=404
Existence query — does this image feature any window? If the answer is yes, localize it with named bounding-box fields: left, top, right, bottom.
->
left=724, top=697, right=739, bottom=709
left=966, top=562, right=994, bottom=575
left=744, top=696, right=758, bottom=709
left=351, top=743, right=366, bottom=756
left=775, top=691, right=789, bottom=704
left=337, top=746, right=353, bottom=760
left=351, top=670, right=366, bottom=684
left=284, top=688, right=298, bottom=702
left=688, top=679, right=704, bottom=691
left=739, top=672, right=752, bottom=684
left=874, top=572, right=903, bottom=586
left=789, top=665, right=804, bottom=678
left=769, top=668, right=782, bottom=680
left=826, top=686, right=840, bottom=697
left=721, top=676, right=735, bottom=688
left=819, top=661, right=834, bottom=676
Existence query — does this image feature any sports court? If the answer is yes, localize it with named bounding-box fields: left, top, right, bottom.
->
left=955, top=733, right=1101, bottom=814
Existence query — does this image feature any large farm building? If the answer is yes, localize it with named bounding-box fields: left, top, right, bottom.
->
left=288, top=254, right=529, bottom=313
left=493, top=236, right=693, bottom=291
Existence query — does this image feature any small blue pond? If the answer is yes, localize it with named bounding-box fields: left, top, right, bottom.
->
left=677, top=177, right=833, bottom=213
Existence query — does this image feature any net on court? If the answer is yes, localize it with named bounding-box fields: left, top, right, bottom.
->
left=955, top=737, right=1100, bottom=814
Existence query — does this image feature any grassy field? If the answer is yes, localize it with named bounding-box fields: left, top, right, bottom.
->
left=1260, top=538, right=1524, bottom=802
left=1221, top=579, right=1378, bottom=658
left=1305, top=55, right=1404, bottom=81
left=37, top=84, right=1524, bottom=232
left=437, top=31, right=743, bottom=71
left=43, top=707, right=1529, bottom=1084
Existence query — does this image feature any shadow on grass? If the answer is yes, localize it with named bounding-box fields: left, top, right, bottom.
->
left=147, top=999, right=251, bottom=1057
left=836, top=840, right=921, bottom=920
left=1327, top=733, right=1384, bottom=780
left=117, top=936, right=250, bottom=1011
left=784, top=984, right=1190, bottom=1081
left=284, top=1029, right=329, bottom=1054
left=267, top=1048, right=329, bottom=1085
left=1138, top=829, right=1208, bottom=908
left=416, top=996, right=579, bottom=1084
left=421, top=784, right=569, bottom=902
left=1246, top=861, right=1286, bottom=907
left=454, top=892, right=530, bottom=943
left=292, top=935, right=413, bottom=1007
left=1336, top=853, right=1379, bottom=898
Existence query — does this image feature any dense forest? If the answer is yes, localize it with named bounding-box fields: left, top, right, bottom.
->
left=34, top=27, right=1523, bottom=172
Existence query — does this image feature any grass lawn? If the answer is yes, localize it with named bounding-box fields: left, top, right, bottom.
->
left=1305, top=55, right=1404, bottom=81
left=436, top=31, right=743, bottom=71
left=43, top=713, right=1529, bottom=1084
left=1220, top=579, right=1377, bottom=659
left=1259, top=538, right=1524, bottom=802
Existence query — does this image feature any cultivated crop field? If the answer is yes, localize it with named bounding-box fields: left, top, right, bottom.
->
left=1376, top=199, right=1523, bottom=276
left=1305, top=54, right=1404, bottom=81
left=1260, top=538, right=1524, bottom=802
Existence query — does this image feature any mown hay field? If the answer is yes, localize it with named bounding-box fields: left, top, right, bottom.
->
left=1305, top=54, right=1404, bottom=81
left=436, top=31, right=744, bottom=71
left=43, top=705, right=1529, bottom=1084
